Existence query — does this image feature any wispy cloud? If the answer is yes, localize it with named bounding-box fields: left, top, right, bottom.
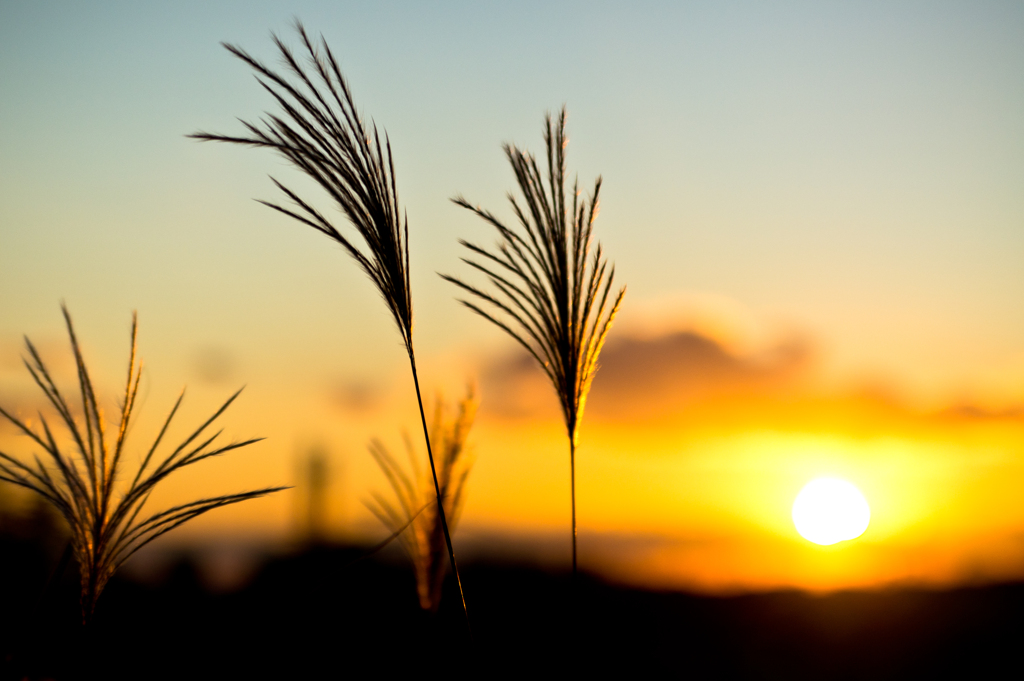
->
left=479, top=324, right=1024, bottom=448
left=482, top=329, right=810, bottom=420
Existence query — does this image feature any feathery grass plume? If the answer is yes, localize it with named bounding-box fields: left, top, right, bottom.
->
left=367, top=388, right=477, bottom=612
left=0, top=307, right=285, bottom=622
left=442, top=109, right=625, bottom=575
left=189, top=22, right=470, bottom=625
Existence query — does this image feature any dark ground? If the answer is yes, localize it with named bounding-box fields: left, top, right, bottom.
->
left=2, top=523, right=1023, bottom=680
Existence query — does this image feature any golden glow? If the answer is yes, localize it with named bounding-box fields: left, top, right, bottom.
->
left=792, top=478, right=871, bottom=545
left=7, top=316, right=1024, bottom=593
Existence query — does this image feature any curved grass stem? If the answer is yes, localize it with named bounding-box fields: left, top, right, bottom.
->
left=192, top=23, right=472, bottom=630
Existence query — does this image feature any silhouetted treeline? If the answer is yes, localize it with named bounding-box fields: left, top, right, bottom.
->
left=2, top=514, right=1023, bottom=679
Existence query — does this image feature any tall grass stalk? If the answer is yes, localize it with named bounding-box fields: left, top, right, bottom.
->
left=442, top=109, right=625, bottom=576
left=190, top=22, right=470, bottom=626
left=367, top=389, right=477, bottom=612
left=0, top=307, right=284, bottom=622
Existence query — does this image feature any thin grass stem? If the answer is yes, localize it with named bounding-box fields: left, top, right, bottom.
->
left=570, top=438, right=577, bottom=575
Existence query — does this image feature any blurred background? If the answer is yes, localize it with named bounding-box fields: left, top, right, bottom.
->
left=2, top=0, right=1024, bottom=602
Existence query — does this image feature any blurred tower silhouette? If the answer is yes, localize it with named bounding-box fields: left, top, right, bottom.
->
left=298, top=446, right=330, bottom=545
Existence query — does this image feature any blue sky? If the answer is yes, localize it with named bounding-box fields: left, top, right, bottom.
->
left=4, top=2, right=1022, bottom=395
left=2, top=1, right=1024, bottom=561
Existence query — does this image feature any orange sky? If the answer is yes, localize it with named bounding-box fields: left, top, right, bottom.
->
left=462, top=310, right=1024, bottom=592
left=2, top=2, right=1024, bottom=593
left=4, top=303, right=1024, bottom=593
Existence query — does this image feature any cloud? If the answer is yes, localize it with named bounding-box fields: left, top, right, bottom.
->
left=611, top=291, right=786, bottom=356
left=328, top=378, right=383, bottom=414
left=481, top=330, right=812, bottom=421
left=478, top=325, right=1024, bottom=439
left=0, top=335, right=74, bottom=377
left=587, top=332, right=812, bottom=419
left=193, top=345, right=237, bottom=385
left=0, top=336, right=73, bottom=438
left=0, top=337, right=23, bottom=374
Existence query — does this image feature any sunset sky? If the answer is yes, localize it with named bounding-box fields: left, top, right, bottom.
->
left=2, top=1, right=1024, bottom=593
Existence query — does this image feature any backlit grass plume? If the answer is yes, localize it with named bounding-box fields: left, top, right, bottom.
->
left=190, top=22, right=469, bottom=623
left=442, top=109, right=625, bottom=575
left=0, top=307, right=284, bottom=622
left=367, top=388, right=477, bottom=612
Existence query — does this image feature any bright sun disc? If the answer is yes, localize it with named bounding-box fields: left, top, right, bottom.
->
left=792, top=478, right=870, bottom=545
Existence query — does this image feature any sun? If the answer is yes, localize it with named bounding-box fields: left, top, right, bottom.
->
left=792, top=478, right=871, bottom=545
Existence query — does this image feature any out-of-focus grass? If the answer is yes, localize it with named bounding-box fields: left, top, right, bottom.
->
left=368, top=388, right=477, bottom=611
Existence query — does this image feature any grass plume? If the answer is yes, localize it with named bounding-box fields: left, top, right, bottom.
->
left=0, top=306, right=284, bottom=622
left=190, top=21, right=470, bottom=625
left=367, top=388, right=477, bottom=612
left=442, top=109, right=625, bottom=575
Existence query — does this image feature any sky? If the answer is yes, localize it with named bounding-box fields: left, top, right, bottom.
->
left=2, top=1, right=1024, bottom=593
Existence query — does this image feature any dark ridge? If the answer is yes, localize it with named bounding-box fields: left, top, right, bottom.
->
left=2, top=535, right=1022, bottom=679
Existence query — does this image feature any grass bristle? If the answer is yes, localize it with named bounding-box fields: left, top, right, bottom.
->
left=191, top=20, right=471, bottom=628
left=367, top=388, right=477, bottom=612
left=442, top=108, right=625, bottom=575
left=0, top=306, right=285, bottom=622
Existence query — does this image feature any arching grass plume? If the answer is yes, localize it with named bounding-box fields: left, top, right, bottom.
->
left=442, top=109, right=625, bottom=576
left=189, top=22, right=470, bottom=625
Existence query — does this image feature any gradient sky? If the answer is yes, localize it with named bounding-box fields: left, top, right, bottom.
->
left=2, top=1, right=1024, bottom=591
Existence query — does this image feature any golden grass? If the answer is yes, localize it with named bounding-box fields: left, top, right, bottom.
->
left=367, top=388, right=477, bottom=611
left=443, top=109, right=625, bottom=574
left=191, top=21, right=470, bottom=625
left=0, top=306, right=284, bottom=621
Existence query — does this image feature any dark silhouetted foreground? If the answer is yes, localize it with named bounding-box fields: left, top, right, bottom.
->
left=2, top=524, right=1022, bottom=679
